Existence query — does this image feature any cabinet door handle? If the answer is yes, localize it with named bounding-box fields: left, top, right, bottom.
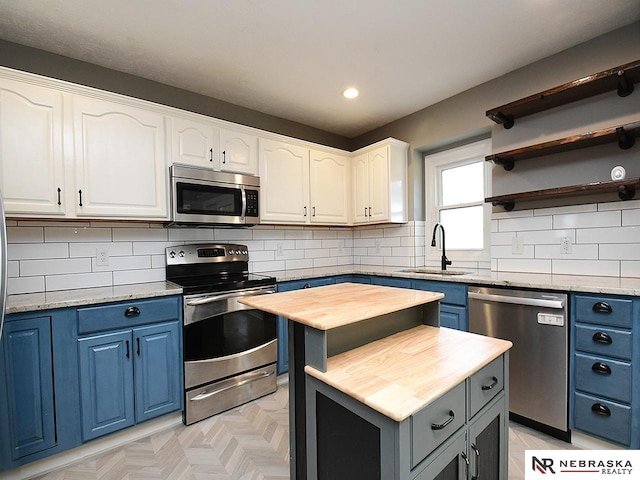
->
left=591, top=403, right=611, bottom=417
left=481, top=376, right=499, bottom=391
left=312, top=206, right=316, bottom=217
left=136, top=337, right=141, bottom=356
left=368, top=206, right=372, bottom=217
left=592, top=362, right=612, bottom=375
left=592, top=331, right=612, bottom=345
left=78, top=189, right=83, bottom=207
left=592, top=301, right=612, bottom=314
left=209, top=148, right=213, bottom=162
left=222, top=150, right=226, bottom=163
left=124, top=306, right=141, bottom=317
left=431, top=410, right=455, bottom=430
left=304, top=206, right=307, bottom=217
left=461, top=451, right=470, bottom=477
left=364, top=207, right=368, bottom=217
left=57, top=187, right=62, bottom=206
left=303, top=283, right=311, bottom=289
left=471, top=443, right=480, bottom=480
left=125, top=340, right=130, bottom=359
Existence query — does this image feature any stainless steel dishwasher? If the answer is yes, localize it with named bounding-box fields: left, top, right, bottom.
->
left=468, top=286, right=570, bottom=441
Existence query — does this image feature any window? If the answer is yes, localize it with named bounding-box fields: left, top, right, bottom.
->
left=425, top=138, right=491, bottom=263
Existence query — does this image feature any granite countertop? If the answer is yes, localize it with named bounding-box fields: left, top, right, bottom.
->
left=305, top=324, right=512, bottom=421
left=239, top=282, right=443, bottom=330
left=266, top=265, right=640, bottom=296
left=5, top=281, right=183, bottom=314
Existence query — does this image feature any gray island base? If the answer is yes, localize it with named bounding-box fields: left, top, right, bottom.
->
left=239, top=282, right=512, bottom=480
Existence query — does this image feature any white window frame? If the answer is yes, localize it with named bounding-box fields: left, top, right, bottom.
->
left=425, top=138, right=492, bottom=264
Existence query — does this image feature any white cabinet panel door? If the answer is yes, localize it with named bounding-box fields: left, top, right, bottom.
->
left=367, top=146, right=390, bottom=223
left=0, top=79, right=65, bottom=215
left=219, top=128, right=258, bottom=176
left=259, top=139, right=309, bottom=223
left=309, top=150, right=349, bottom=224
left=352, top=153, right=370, bottom=224
left=73, top=96, right=168, bottom=219
left=171, top=117, right=218, bottom=168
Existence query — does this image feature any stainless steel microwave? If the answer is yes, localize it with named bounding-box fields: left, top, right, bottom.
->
left=169, top=164, right=260, bottom=226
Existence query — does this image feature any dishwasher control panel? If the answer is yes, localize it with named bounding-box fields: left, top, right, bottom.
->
left=537, top=313, right=565, bottom=326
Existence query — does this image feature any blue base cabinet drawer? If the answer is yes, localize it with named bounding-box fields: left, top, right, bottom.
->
left=573, top=392, right=631, bottom=446
left=574, top=353, right=631, bottom=403
left=574, top=324, right=632, bottom=360
left=573, top=295, right=633, bottom=328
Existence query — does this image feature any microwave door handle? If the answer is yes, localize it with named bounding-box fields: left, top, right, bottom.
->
left=241, top=186, right=247, bottom=220
left=186, top=289, right=276, bottom=307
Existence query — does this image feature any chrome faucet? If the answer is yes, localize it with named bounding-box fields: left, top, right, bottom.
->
left=431, top=223, right=452, bottom=271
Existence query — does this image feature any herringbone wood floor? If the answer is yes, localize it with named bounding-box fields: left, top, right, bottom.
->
left=32, top=382, right=575, bottom=480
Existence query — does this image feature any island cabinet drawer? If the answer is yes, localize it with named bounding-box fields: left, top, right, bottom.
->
left=77, top=297, right=180, bottom=334
left=410, top=382, right=465, bottom=469
left=574, top=353, right=631, bottom=403
left=575, top=324, right=632, bottom=360
left=573, top=392, right=631, bottom=446
left=469, top=356, right=504, bottom=418
left=573, top=295, right=633, bottom=328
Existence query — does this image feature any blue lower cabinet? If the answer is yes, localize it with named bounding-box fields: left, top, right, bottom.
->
left=134, top=322, right=182, bottom=422
left=412, top=279, right=468, bottom=331
left=79, top=321, right=182, bottom=441
left=370, top=276, right=411, bottom=289
left=79, top=330, right=135, bottom=441
left=276, top=277, right=335, bottom=374
left=440, top=304, right=468, bottom=331
left=1, top=317, right=56, bottom=460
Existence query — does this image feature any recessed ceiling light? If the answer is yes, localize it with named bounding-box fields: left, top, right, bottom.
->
left=342, top=87, right=359, bottom=99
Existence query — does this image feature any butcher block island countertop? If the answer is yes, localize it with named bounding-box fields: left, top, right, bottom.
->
left=238, top=281, right=444, bottom=330
left=305, top=324, right=512, bottom=421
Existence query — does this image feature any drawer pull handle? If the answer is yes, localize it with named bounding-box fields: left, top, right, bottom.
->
left=591, top=403, right=611, bottom=417
left=431, top=410, right=455, bottom=430
left=481, top=376, right=499, bottom=391
left=592, top=301, right=612, bottom=314
left=592, top=362, right=612, bottom=375
left=592, top=332, right=612, bottom=345
left=125, top=340, right=130, bottom=359
left=471, top=443, right=480, bottom=480
left=124, top=306, right=141, bottom=317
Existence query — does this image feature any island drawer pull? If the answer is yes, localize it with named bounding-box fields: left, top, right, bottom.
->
left=431, top=410, right=455, bottom=430
left=481, top=376, right=499, bottom=391
left=124, top=306, right=141, bottom=317
left=592, top=332, right=612, bottom=345
left=591, top=362, right=611, bottom=375
left=591, top=403, right=611, bottom=417
left=592, top=301, right=612, bottom=314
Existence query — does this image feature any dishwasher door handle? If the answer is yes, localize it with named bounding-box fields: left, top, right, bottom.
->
left=468, top=291, right=565, bottom=309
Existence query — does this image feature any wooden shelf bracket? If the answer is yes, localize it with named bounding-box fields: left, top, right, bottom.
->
left=617, top=126, right=636, bottom=150
left=618, top=69, right=635, bottom=97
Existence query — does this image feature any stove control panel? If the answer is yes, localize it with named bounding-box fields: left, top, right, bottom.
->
left=166, top=243, right=249, bottom=265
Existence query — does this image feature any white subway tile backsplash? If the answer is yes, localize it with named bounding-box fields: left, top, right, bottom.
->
left=534, top=244, right=598, bottom=260
left=553, top=211, right=621, bottom=229
left=295, top=239, right=322, bottom=249
left=167, top=228, right=215, bottom=241
left=6, top=226, right=44, bottom=243
left=622, top=209, right=640, bottom=226
left=113, top=227, right=169, bottom=242
left=132, top=242, right=178, bottom=255
left=498, top=215, right=552, bottom=232
left=491, top=232, right=513, bottom=246
left=621, top=261, right=640, bottom=278
left=21, top=258, right=92, bottom=276
left=93, top=255, right=152, bottom=272
left=552, top=259, right=619, bottom=277
left=491, top=245, right=535, bottom=258
left=252, top=229, right=286, bottom=240
left=313, top=257, right=337, bottom=268
left=113, top=268, right=165, bottom=286
left=9, top=243, right=68, bottom=260
left=577, top=226, right=640, bottom=244
left=45, top=227, right=112, bottom=243
left=285, top=258, right=314, bottom=270
left=599, top=243, right=640, bottom=260
left=533, top=204, right=596, bottom=216
left=214, top=228, right=253, bottom=241
left=71, top=242, right=133, bottom=257
left=7, top=261, right=19, bottom=277
left=46, top=272, right=113, bottom=291
left=313, top=230, right=338, bottom=240
left=7, top=276, right=45, bottom=295
left=496, top=259, right=551, bottom=274
left=520, top=229, right=575, bottom=245
left=597, top=199, right=640, bottom=211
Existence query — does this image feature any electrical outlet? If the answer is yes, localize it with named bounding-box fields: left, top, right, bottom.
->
left=276, top=242, right=284, bottom=257
left=96, top=249, right=109, bottom=266
left=511, top=236, right=524, bottom=255
left=560, top=237, right=572, bottom=254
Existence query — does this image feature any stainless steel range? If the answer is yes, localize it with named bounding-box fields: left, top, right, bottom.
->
left=166, top=243, right=277, bottom=425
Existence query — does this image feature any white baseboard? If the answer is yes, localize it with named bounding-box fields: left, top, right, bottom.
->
left=571, top=431, right=624, bottom=450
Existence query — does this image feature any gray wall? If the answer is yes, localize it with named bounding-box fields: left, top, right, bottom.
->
left=351, top=22, right=640, bottom=220
left=0, top=39, right=352, bottom=151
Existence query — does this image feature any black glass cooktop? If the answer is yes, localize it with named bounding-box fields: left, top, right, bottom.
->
left=168, top=272, right=276, bottom=295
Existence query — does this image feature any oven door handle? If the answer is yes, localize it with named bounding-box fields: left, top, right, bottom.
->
left=190, top=369, right=275, bottom=401
left=186, top=289, right=276, bottom=307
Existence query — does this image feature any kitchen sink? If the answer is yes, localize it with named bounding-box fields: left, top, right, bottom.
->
left=400, top=268, right=472, bottom=275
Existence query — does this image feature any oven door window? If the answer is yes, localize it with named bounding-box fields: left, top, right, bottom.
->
left=176, top=182, right=243, bottom=217
left=184, top=309, right=276, bottom=361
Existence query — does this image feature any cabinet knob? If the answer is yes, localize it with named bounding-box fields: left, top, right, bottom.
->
left=124, top=306, right=141, bottom=317
left=592, top=301, right=612, bottom=314
left=591, top=362, right=612, bottom=375
left=592, top=331, right=612, bottom=345
left=591, top=403, right=611, bottom=417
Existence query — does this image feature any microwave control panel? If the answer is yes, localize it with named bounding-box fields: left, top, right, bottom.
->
left=245, top=189, right=259, bottom=217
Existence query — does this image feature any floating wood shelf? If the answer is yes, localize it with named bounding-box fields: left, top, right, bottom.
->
left=486, top=121, right=640, bottom=171
left=487, top=178, right=640, bottom=211
left=486, top=59, right=640, bottom=129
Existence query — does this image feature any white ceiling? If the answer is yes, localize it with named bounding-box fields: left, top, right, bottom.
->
left=0, top=0, right=638, bottom=138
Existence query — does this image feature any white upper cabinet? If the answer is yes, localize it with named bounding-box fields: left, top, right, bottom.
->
left=0, top=79, right=66, bottom=216
left=73, top=96, right=168, bottom=219
left=309, top=150, right=350, bottom=224
left=352, top=139, right=408, bottom=225
left=171, top=116, right=218, bottom=169
left=219, top=128, right=258, bottom=176
left=259, top=138, right=309, bottom=224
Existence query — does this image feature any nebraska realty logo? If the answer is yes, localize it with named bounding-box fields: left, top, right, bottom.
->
left=525, top=451, right=638, bottom=478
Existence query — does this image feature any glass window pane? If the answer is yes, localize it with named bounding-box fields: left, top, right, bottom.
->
left=441, top=162, right=484, bottom=206
left=439, top=206, right=484, bottom=250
